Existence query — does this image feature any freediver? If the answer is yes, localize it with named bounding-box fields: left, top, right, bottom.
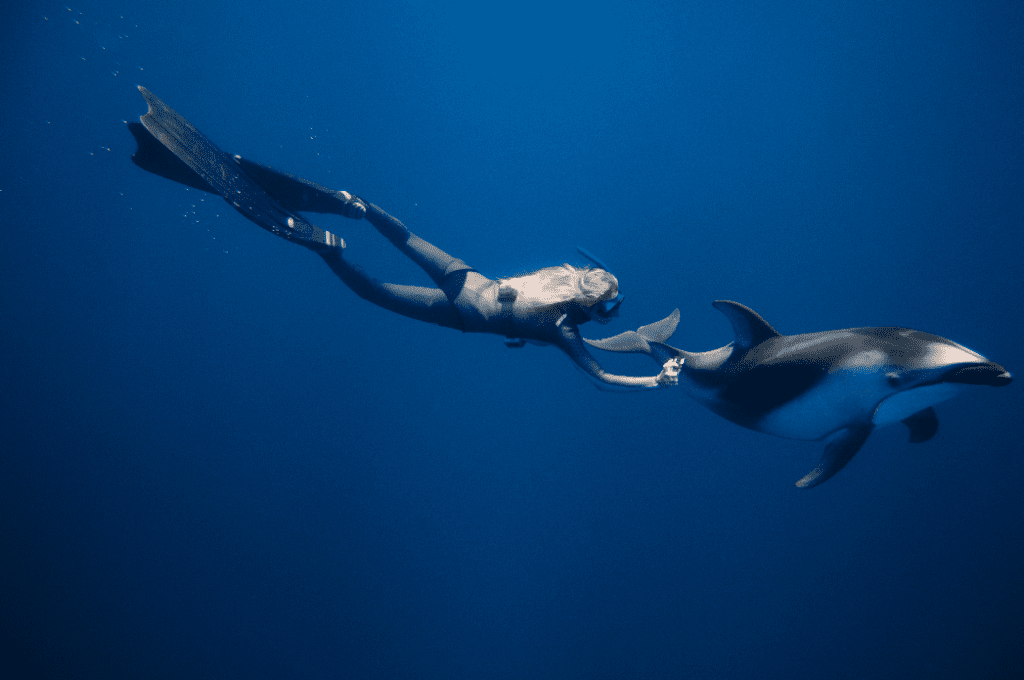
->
left=129, top=86, right=681, bottom=391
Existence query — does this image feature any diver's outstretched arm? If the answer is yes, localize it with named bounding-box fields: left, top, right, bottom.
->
left=556, top=323, right=679, bottom=392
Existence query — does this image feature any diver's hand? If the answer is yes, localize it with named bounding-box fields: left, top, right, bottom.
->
left=656, top=358, right=683, bottom=386
left=334, top=191, right=367, bottom=220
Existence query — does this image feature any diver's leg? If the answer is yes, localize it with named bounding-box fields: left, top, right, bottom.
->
left=317, top=247, right=463, bottom=329
left=361, top=203, right=474, bottom=286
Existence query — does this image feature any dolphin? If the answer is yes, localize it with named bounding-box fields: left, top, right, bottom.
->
left=585, top=301, right=1012, bottom=487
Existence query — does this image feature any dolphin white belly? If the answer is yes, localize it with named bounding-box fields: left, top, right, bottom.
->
left=873, top=383, right=963, bottom=426
left=758, top=379, right=964, bottom=441
left=755, top=372, right=882, bottom=441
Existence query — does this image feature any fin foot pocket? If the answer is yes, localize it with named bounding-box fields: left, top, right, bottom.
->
left=332, top=191, right=367, bottom=220
left=136, top=86, right=343, bottom=252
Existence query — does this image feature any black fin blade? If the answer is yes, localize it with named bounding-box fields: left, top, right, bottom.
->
left=134, top=86, right=337, bottom=250
left=137, top=86, right=241, bottom=197
left=127, top=121, right=217, bottom=194
left=902, top=406, right=938, bottom=444
left=129, top=119, right=349, bottom=216
left=712, top=301, right=780, bottom=350
left=233, top=157, right=351, bottom=215
left=795, top=423, right=874, bottom=488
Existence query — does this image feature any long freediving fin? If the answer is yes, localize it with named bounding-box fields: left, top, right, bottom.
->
left=232, top=156, right=360, bottom=216
left=711, top=301, right=780, bottom=351
left=128, top=121, right=218, bottom=194
left=134, top=86, right=341, bottom=250
left=129, top=121, right=355, bottom=216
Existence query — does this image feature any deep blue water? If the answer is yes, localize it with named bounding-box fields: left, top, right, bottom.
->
left=2, top=2, right=1022, bottom=678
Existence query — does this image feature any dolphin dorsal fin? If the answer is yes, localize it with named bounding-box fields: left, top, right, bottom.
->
left=712, top=301, right=780, bottom=351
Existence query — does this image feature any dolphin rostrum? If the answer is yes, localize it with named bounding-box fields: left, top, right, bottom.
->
left=585, top=302, right=1012, bottom=487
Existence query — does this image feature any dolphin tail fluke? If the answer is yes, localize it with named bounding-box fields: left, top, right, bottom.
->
left=637, top=308, right=680, bottom=343
left=584, top=330, right=653, bottom=354
left=583, top=309, right=680, bottom=354
left=795, top=423, right=874, bottom=488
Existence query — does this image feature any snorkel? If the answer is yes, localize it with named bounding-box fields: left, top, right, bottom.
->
left=577, top=246, right=624, bottom=323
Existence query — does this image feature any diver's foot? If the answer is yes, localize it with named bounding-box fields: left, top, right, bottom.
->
left=334, top=191, right=367, bottom=220
left=284, top=216, right=345, bottom=254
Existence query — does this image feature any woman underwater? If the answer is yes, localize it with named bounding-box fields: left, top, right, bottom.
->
left=129, top=87, right=681, bottom=391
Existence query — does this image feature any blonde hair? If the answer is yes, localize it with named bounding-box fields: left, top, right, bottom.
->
left=500, top=265, right=618, bottom=312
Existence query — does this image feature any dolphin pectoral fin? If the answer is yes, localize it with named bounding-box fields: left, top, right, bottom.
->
left=795, top=423, right=874, bottom=488
left=902, top=406, right=938, bottom=443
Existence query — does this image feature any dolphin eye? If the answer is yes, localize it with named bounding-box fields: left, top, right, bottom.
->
left=886, top=373, right=901, bottom=387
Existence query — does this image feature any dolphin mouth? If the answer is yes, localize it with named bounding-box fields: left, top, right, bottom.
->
left=942, top=364, right=1013, bottom=387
